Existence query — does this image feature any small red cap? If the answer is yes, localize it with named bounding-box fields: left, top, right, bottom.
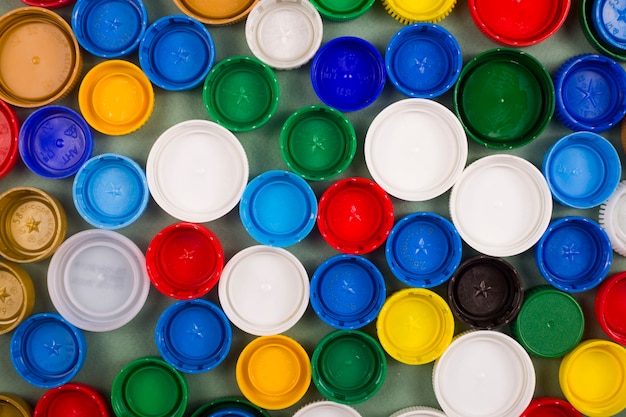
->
left=0, top=99, right=19, bottom=179
left=34, top=383, right=110, bottom=417
left=20, top=0, right=76, bottom=8
left=595, top=271, right=626, bottom=345
left=520, top=397, right=582, bottom=417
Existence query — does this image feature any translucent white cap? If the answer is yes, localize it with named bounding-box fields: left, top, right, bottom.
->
left=599, top=180, right=626, bottom=256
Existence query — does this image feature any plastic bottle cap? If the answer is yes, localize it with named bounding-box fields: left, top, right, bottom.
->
left=239, top=170, right=317, bottom=247
left=190, top=397, right=271, bottom=417
left=520, top=397, right=582, bottom=417
left=236, top=335, right=311, bottom=410
left=146, top=120, right=249, bottom=223
left=10, top=313, right=87, bottom=389
left=376, top=288, right=454, bottom=365
left=139, top=14, right=216, bottom=91
left=511, top=286, right=584, bottom=358
left=203, top=56, right=280, bottom=131
left=381, top=0, right=456, bottom=23
left=0, top=100, right=19, bottom=179
left=279, top=104, right=356, bottom=181
left=34, top=383, right=110, bottom=417
left=390, top=406, right=447, bottom=417
left=386, top=23, right=462, bottom=98
left=18, top=106, right=93, bottom=179
left=20, top=0, right=75, bottom=8
left=111, top=357, right=188, bottom=417
left=173, top=0, right=259, bottom=25
left=580, top=0, right=626, bottom=60
left=78, top=60, right=154, bottom=136
left=218, top=245, right=309, bottom=336
left=535, top=216, right=612, bottom=293
left=595, top=272, right=626, bottom=345
left=449, top=154, right=553, bottom=257
left=600, top=181, right=626, bottom=256
left=308, top=0, right=374, bottom=20
left=47, top=229, right=150, bottom=332
left=245, top=0, right=323, bottom=70
left=310, top=254, right=386, bottom=330
left=433, top=330, right=535, bottom=417
left=559, top=339, right=626, bottom=417
left=592, top=0, right=626, bottom=52
left=0, top=186, right=67, bottom=263
left=71, top=0, right=148, bottom=58
left=386, top=212, right=462, bottom=288
left=317, top=177, right=395, bottom=254
left=293, top=401, right=363, bottom=417
left=448, top=255, right=523, bottom=329
left=146, top=222, right=224, bottom=299
left=0, top=393, right=32, bottom=417
left=73, top=153, right=149, bottom=229
left=454, top=48, right=554, bottom=149
left=155, top=299, right=232, bottom=374
left=0, top=260, right=35, bottom=335
left=468, top=0, right=571, bottom=46
left=365, top=98, right=467, bottom=201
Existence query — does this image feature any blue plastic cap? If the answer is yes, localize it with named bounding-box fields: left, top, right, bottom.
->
left=19, top=105, right=94, bottom=179
left=139, top=15, right=216, bottom=91
left=73, top=153, right=149, bottom=230
left=71, top=0, right=148, bottom=58
left=553, top=54, right=626, bottom=133
left=155, top=299, right=232, bottom=374
left=542, top=131, right=621, bottom=209
left=239, top=170, right=317, bottom=247
left=205, top=409, right=257, bottom=417
left=311, top=36, right=386, bottom=112
left=385, top=212, right=462, bottom=288
left=310, top=254, right=386, bottom=329
left=10, top=313, right=87, bottom=389
left=386, top=23, right=462, bottom=98
left=592, top=0, right=626, bottom=52
left=535, top=216, right=612, bottom=293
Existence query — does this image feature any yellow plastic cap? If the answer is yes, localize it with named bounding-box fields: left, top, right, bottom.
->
left=382, top=0, right=456, bottom=24
left=0, top=260, right=35, bottom=335
left=0, top=393, right=32, bottom=417
left=173, top=0, right=259, bottom=25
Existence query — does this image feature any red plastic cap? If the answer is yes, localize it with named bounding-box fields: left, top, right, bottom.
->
left=595, top=271, right=626, bottom=345
left=0, top=99, right=19, bottom=179
left=20, top=0, right=76, bottom=8
left=34, top=383, right=110, bottom=417
left=520, top=397, right=582, bottom=417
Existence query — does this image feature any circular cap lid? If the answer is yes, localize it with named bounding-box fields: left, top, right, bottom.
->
left=218, top=245, right=309, bottom=336
left=520, top=397, right=582, bottom=417
left=0, top=186, right=67, bottom=263
left=280, top=104, right=356, bottom=181
left=10, top=312, right=87, bottom=389
left=155, top=299, right=232, bottom=374
left=595, top=271, right=626, bottom=345
left=203, top=55, right=280, bottom=131
left=173, top=0, right=259, bottom=25
left=236, top=335, right=311, bottom=410
left=600, top=181, right=626, bottom=256
left=0, top=259, right=35, bottom=335
left=381, top=0, right=456, bottom=23
left=310, top=254, right=386, bottom=329
left=146, top=222, right=224, bottom=299
left=0, top=100, right=19, bottom=179
left=71, top=0, right=148, bottom=58
left=390, top=406, right=447, bottom=417
left=245, top=0, right=323, bottom=70
left=448, top=255, right=523, bottom=329
left=139, top=14, right=216, bottom=91
left=386, top=23, right=462, bottom=98
left=111, top=356, right=188, bottom=417
left=386, top=212, right=462, bottom=288
left=511, top=286, right=584, bottom=358
left=433, top=330, right=535, bottom=417
left=311, top=36, right=385, bottom=112
left=20, top=0, right=75, bottom=8
left=592, top=0, right=626, bottom=51
left=0, top=393, right=32, bottom=417
left=47, top=229, right=150, bottom=332
left=454, top=48, right=554, bottom=149
left=294, top=401, right=362, bottom=417
left=78, top=59, right=154, bottom=136
left=146, top=119, right=249, bottom=223
left=34, top=383, right=110, bottom=417
left=365, top=98, right=467, bottom=201
left=317, top=177, right=395, bottom=254
left=580, top=0, right=626, bottom=60
left=376, top=288, right=454, bottom=365
left=308, top=0, right=374, bottom=20
left=239, top=170, right=317, bottom=247
left=0, top=7, right=82, bottom=108
left=535, top=216, right=612, bottom=293
left=559, top=339, right=626, bottom=417
left=449, top=154, right=553, bottom=257
left=468, top=0, right=571, bottom=46
left=191, top=397, right=271, bottom=417
left=19, top=105, right=93, bottom=179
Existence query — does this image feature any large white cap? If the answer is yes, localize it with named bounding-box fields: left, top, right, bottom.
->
left=599, top=180, right=626, bottom=256
left=293, top=401, right=363, bottom=417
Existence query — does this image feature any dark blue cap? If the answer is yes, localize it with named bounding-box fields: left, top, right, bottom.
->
left=310, top=254, right=386, bottom=329
left=592, top=0, right=626, bottom=52
left=155, top=299, right=232, bottom=374
left=139, top=15, right=216, bottom=91
left=190, top=397, right=270, bottom=417
left=205, top=409, right=257, bottom=417
left=19, top=105, right=94, bottom=179
left=311, top=36, right=386, bottom=112
left=386, top=23, right=462, bottom=98
left=10, top=313, right=87, bottom=388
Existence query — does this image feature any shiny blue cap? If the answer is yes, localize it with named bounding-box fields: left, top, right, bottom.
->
left=205, top=409, right=256, bottom=417
left=139, top=15, right=216, bottom=91
left=310, top=254, right=386, bottom=329
left=239, top=170, right=317, bottom=247
left=592, top=0, right=626, bottom=52
left=10, top=313, right=87, bottom=388
left=386, top=23, right=462, bottom=98
left=155, top=299, right=232, bottom=374
left=536, top=216, right=612, bottom=293
left=19, top=105, right=94, bottom=179
left=73, top=153, right=149, bottom=229
left=311, top=36, right=386, bottom=112
left=190, top=397, right=270, bottom=417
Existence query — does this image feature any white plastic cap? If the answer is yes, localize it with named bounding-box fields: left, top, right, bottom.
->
left=599, top=180, right=626, bottom=256
left=389, top=406, right=448, bottom=417
left=293, top=401, right=363, bottom=417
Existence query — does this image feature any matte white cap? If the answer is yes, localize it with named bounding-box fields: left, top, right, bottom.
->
left=599, top=180, right=626, bottom=256
left=293, top=401, right=363, bottom=417
left=390, top=406, right=448, bottom=417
